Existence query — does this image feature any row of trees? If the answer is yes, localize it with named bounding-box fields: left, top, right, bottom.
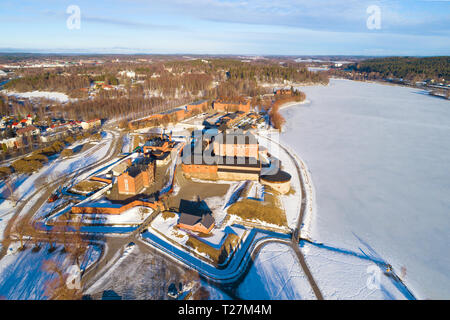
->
left=4, top=72, right=90, bottom=97
left=347, top=56, right=450, bottom=81
left=268, top=91, right=307, bottom=130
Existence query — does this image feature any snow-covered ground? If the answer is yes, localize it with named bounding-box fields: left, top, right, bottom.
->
left=238, top=242, right=316, bottom=300
left=84, top=243, right=192, bottom=300
left=257, top=134, right=302, bottom=230
left=2, top=90, right=72, bottom=103
left=281, top=79, right=450, bottom=299
left=0, top=242, right=100, bottom=299
left=71, top=206, right=153, bottom=226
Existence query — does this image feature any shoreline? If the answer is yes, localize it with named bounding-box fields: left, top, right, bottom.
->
left=278, top=99, right=310, bottom=111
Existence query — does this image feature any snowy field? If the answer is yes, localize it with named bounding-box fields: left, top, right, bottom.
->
left=238, top=242, right=315, bottom=300
left=281, top=79, right=450, bottom=299
left=0, top=242, right=100, bottom=300
left=84, top=243, right=191, bottom=300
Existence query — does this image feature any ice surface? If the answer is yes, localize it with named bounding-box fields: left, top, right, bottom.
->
left=281, top=79, right=450, bottom=299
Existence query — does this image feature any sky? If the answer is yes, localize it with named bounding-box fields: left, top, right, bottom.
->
left=0, top=0, right=449, bottom=56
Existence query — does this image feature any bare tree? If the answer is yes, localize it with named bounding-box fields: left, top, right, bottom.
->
left=66, top=221, right=88, bottom=269
left=4, top=178, right=18, bottom=207
left=12, top=216, right=28, bottom=250
left=42, top=260, right=82, bottom=300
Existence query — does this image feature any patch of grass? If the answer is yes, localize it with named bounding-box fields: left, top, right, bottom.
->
left=90, top=133, right=102, bottom=141
left=72, top=180, right=104, bottom=193
left=0, top=166, right=11, bottom=177
left=227, top=197, right=287, bottom=227
left=24, top=153, right=48, bottom=163
left=60, top=149, right=73, bottom=158
left=185, top=233, right=240, bottom=264
left=11, top=159, right=43, bottom=173
left=161, top=211, right=176, bottom=220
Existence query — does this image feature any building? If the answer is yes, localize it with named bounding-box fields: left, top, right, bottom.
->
left=260, top=169, right=292, bottom=194
left=0, top=137, right=19, bottom=149
left=274, top=89, right=292, bottom=96
left=81, top=119, right=101, bottom=130
left=213, top=130, right=259, bottom=159
left=213, top=99, right=251, bottom=113
left=117, top=157, right=155, bottom=195
left=186, top=100, right=208, bottom=114
left=216, top=156, right=261, bottom=181
left=177, top=199, right=215, bottom=234
left=182, top=130, right=261, bottom=181
left=142, top=134, right=175, bottom=154
left=16, top=125, right=40, bottom=137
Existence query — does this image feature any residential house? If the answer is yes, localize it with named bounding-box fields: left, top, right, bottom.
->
left=177, top=199, right=215, bottom=234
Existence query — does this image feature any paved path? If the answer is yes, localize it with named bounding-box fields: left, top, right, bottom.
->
left=258, top=132, right=324, bottom=300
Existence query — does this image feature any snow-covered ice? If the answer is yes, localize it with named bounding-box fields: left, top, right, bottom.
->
left=300, top=241, right=413, bottom=300
left=281, top=79, right=450, bottom=299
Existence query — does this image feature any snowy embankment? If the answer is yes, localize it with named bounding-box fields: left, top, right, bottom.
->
left=281, top=79, right=450, bottom=299
left=238, top=242, right=316, bottom=300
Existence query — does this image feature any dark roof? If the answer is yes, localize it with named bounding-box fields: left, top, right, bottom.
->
left=178, top=199, right=214, bottom=229
left=216, top=156, right=260, bottom=168
left=126, top=156, right=154, bottom=177
left=260, top=170, right=292, bottom=182
left=127, top=166, right=142, bottom=178
left=134, top=156, right=154, bottom=166
left=182, top=153, right=260, bottom=168
left=144, top=138, right=166, bottom=147
left=217, top=168, right=260, bottom=175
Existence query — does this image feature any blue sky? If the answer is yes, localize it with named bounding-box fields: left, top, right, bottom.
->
left=0, top=0, right=449, bottom=55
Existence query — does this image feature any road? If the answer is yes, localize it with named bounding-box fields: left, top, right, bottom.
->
left=258, top=133, right=324, bottom=299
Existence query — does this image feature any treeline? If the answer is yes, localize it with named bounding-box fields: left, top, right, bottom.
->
left=61, top=96, right=176, bottom=121
left=226, top=62, right=329, bottom=84
left=145, top=73, right=213, bottom=97
left=348, top=56, right=450, bottom=81
left=209, top=79, right=268, bottom=100
left=2, top=57, right=329, bottom=121
left=4, top=72, right=90, bottom=98
left=268, top=91, right=307, bottom=130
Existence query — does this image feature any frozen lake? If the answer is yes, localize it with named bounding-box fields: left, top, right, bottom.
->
left=281, top=79, right=450, bottom=299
